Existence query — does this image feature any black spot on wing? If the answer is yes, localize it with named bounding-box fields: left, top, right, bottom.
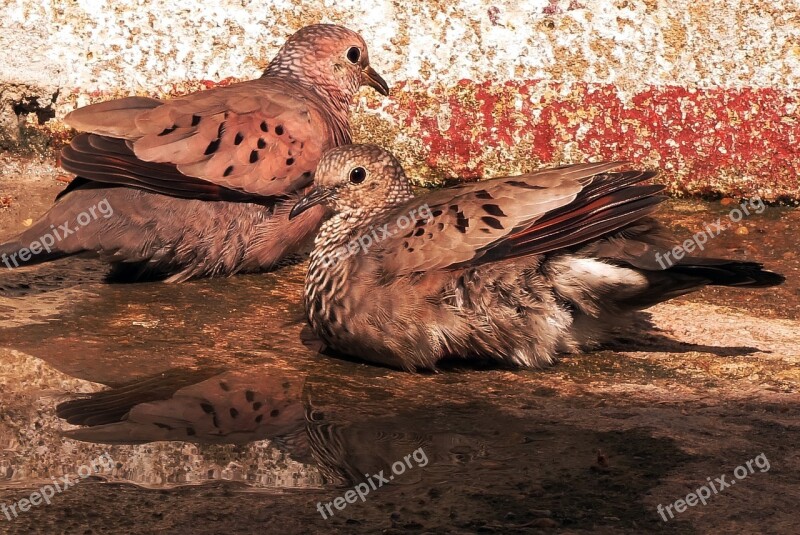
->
left=204, top=138, right=221, bottom=155
left=506, top=180, right=545, bottom=189
left=455, top=210, right=469, bottom=233
left=481, top=216, right=504, bottom=230
left=482, top=204, right=506, bottom=217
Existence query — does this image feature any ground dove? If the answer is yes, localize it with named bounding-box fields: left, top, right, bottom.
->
left=289, top=144, right=785, bottom=371
left=0, top=25, right=389, bottom=282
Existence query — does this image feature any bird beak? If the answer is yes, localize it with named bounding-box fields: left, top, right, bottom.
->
left=289, top=187, right=332, bottom=220
left=362, top=66, right=390, bottom=96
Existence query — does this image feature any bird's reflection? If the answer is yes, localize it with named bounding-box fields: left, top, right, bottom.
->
left=41, top=357, right=695, bottom=530
left=55, top=364, right=485, bottom=487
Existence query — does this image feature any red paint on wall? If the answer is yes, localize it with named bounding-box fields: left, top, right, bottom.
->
left=394, top=80, right=800, bottom=199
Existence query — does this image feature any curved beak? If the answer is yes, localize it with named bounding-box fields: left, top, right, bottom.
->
left=362, top=66, right=390, bottom=96
left=289, top=187, right=332, bottom=220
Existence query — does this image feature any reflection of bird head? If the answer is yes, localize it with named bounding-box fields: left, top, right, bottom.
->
left=303, top=398, right=488, bottom=487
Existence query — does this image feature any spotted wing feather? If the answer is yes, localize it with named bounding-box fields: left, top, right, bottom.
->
left=60, top=134, right=257, bottom=202
left=376, top=162, right=663, bottom=274
left=63, top=79, right=341, bottom=198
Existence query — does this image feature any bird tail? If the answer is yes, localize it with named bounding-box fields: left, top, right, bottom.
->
left=0, top=182, right=127, bottom=270
left=0, top=220, right=74, bottom=269
left=667, top=257, right=785, bottom=288
left=623, top=257, right=785, bottom=308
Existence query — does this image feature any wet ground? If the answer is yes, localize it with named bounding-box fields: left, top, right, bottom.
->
left=0, top=155, right=799, bottom=534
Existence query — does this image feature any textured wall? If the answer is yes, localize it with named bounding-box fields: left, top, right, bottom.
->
left=1, top=0, right=798, bottom=200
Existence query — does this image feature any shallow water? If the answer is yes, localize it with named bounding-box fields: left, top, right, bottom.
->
left=0, top=200, right=798, bottom=533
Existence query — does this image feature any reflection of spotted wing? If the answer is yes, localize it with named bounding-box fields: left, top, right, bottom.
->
left=376, top=163, right=663, bottom=274
left=57, top=368, right=306, bottom=445
left=57, top=368, right=221, bottom=427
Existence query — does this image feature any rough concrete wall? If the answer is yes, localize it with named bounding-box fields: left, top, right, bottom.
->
left=1, top=0, right=798, bottom=200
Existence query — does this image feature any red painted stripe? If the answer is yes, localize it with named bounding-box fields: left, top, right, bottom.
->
left=387, top=81, right=799, bottom=200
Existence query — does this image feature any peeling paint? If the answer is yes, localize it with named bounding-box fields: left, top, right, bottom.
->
left=376, top=81, right=800, bottom=201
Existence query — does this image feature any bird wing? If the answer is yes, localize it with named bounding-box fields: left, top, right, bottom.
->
left=62, top=79, right=343, bottom=198
left=376, top=162, right=665, bottom=274
left=59, top=134, right=259, bottom=202
left=57, top=368, right=306, bottom=445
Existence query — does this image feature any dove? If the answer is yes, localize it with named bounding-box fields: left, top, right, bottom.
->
left=289, top=144, right=785, bottom=371
left=0, top=24, right=389, bottom=282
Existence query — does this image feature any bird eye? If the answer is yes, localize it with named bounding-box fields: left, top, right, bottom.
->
left=349, top=167, right=367, bottom=184
left=346, top=46, right=361, bottom=64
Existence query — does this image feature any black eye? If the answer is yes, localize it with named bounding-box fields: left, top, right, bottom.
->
left=349, top=167, right=367, bottom=184
left=346, top=46, right=361, bottom=64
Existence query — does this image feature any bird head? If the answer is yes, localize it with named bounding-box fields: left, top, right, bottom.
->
left=289, top=144, right=412, bottom=220
left=265, top=24, right=389, bottom=103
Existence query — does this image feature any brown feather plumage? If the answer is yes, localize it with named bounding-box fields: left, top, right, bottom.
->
left=1, top=24, right=389, bottom=281
left=294, top=144, right=784, bottom=371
